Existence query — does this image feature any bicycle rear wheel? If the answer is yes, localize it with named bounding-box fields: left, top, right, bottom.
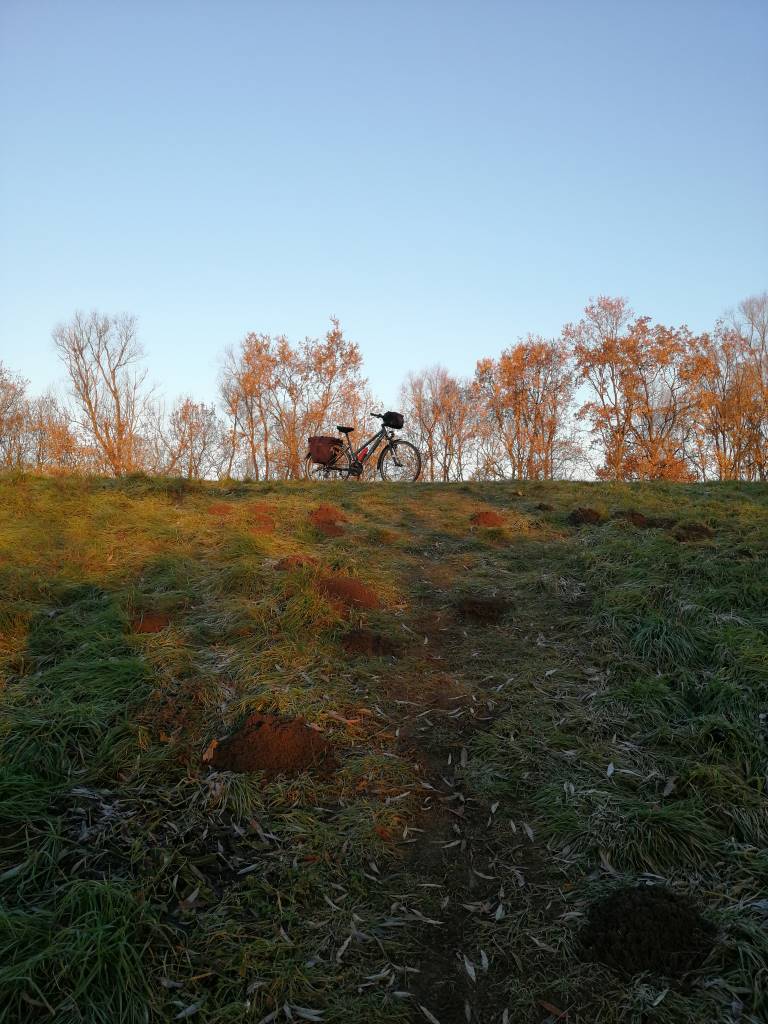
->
left=377, top=440, right=421, bottom=482
left=304, top=450, right=352, bottom=480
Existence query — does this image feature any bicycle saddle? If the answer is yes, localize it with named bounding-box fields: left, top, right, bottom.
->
left=336, top=425, right=354, bottom=434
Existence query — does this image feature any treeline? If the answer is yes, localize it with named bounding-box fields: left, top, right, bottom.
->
left=1, top=293, right=766, bottom=481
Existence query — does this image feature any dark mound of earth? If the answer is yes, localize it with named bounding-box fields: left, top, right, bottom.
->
left=454, top=594, right=511, bottom=623
left=568, top=507, right=604, bottom=526
left=580, top=886, right=715, bottom=978
left=611, top=509, right=651, bottom=528
left=536, top=502, right=555, bottom=512
left=674, top=522, right=715, bottom=543
left=342, top=629, right=399, bottom=657
left=209, top=714, right=336, bottom=777
left=317, top=574, right=379, bottom=611
left=611, top=510, right=678, bottom=529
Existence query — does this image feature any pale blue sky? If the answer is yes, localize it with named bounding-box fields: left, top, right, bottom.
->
left=1, top=0, right=766, bottom=408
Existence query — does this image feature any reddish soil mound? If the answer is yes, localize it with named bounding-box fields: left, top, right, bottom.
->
left=310, top=503, right=348, bottom=537
left=454, top=594, right=511, bottom=623
left=536, top=502, right=555, bottom=512
left=132, top=611, right=171, bottom=634
left=580, top=886, right=715, bottom=977
left=674, top=522, right=715, bottom=543
left=317, top=574, right=379, bottom=611
left=209, top=714, right=336, bottom=777
left=568, top=507, right=604, bottom=526
left=249, top=503, right=276, bottom=533
left=207, top=502, right=234, bottom=516
left=470, top=509, right=505, bottom=528
left=342, top=629, right=399, bottom=657
left=276, top=554, right=319, bottom=571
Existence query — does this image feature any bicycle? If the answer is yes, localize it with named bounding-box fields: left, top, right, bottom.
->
left=304, top=411, right=422, bottom=482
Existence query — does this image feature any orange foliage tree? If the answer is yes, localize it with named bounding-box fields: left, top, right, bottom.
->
left=568, top=298, right=707, bottom=480
left=473, top=336, right=580, bottom=479
left=220, top=319, right=369, bottom=479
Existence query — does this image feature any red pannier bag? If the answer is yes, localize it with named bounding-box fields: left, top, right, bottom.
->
left=308, top=435, right=342, bottom=464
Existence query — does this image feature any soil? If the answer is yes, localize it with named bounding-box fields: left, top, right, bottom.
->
left=579, top=885, right=716, bottom=978
left=208, top=714, right=337, bottom=777
left=674, top=522, right=715, bottom=543
left=470, top=509, right=505, bottom=528
left=131, top=611, right=171, bottom=634
left=310, top=503, right=348, bottom=537
left=207, top=502, right=234, bottom=516
left=614, top=509, right=651, bottom=528
left=610, top=510, right=678, bottom=530
left=536, top=502, right=555, bottom=512
left=341, top=629, right=399, bottom=657
left=453, top=594, right=511, bottom=623
left=316, top=574, right=380, bottom=611
left=249, top=503, right=276, bottom=533
left=275, top=554, right=319, bottom=571
left=568, top=507, right=604, bottom=526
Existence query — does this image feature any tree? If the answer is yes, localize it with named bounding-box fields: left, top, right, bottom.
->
left=400, top=366, right=475, bottom=481
left=0, top=363, right=29, bottom=469
left=564, top=297, right=635, bottom=479
left=154, top=397, right=224, bottom=479
left=219, top=320, right=369, bottom=479
left=730, top=292, right=768, bottom=480
left=25, top=392, right=80, bottom=473
left=52, top=311, right=152, bottom=476
left=568, top=299, right=705, bottom=480
left=474, top=336, right=579, bottom=480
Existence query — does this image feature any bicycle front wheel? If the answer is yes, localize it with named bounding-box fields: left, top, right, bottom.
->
left=377, top=440, right=422, bottom=482
left=304, top=450, right=352, bottom=481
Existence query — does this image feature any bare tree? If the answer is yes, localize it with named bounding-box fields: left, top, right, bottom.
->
left=52, top=311, right=152, bottom=476
left=399, top=366, right=475, bottom=481
left=152, top=397, right=224, bottom=479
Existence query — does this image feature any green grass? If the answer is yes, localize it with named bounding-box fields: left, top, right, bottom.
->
left=0, top=475, right=766, bottom=1022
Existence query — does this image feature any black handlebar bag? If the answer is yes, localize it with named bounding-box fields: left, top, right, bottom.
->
left=383, top=411, right=404, bottom=429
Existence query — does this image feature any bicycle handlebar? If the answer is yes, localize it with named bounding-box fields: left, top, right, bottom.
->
left=370, top=412, right=383, bottom=419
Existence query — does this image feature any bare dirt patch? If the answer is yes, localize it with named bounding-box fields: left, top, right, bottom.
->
left=568, top=507, right=604, bottom=526
left=207, top=714, right=337, bottom=777
left=207, top=502, right=235, bottom=516
left=470, top=509, right=505, bottom=528
left=342, top=629, right=399, bottom=657
left=310, top=503, right=348, bottom=537
left=275, top=554, right=319, bottom=572
left=674, top=522, right=715, bottom=543
left=580, top=886, right=715, bottom=978
left=453, top=594, right=511, bottom=623
left=317, top=574, right=379, bottom=611
left=131, top=611, right=171, bottom=634
left=249, top=503, right=276, bottom=533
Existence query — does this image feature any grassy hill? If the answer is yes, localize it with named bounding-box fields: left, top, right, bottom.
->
left=1, top=475, right=766, bottom=1024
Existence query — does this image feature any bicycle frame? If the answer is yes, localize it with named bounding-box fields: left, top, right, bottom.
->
left=313, top=425, right=394, bottom=477
left=347, top=425, right=393, bottom=465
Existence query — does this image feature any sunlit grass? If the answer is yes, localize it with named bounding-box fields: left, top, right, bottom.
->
left=0, top=474, right=766, bottom=1022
